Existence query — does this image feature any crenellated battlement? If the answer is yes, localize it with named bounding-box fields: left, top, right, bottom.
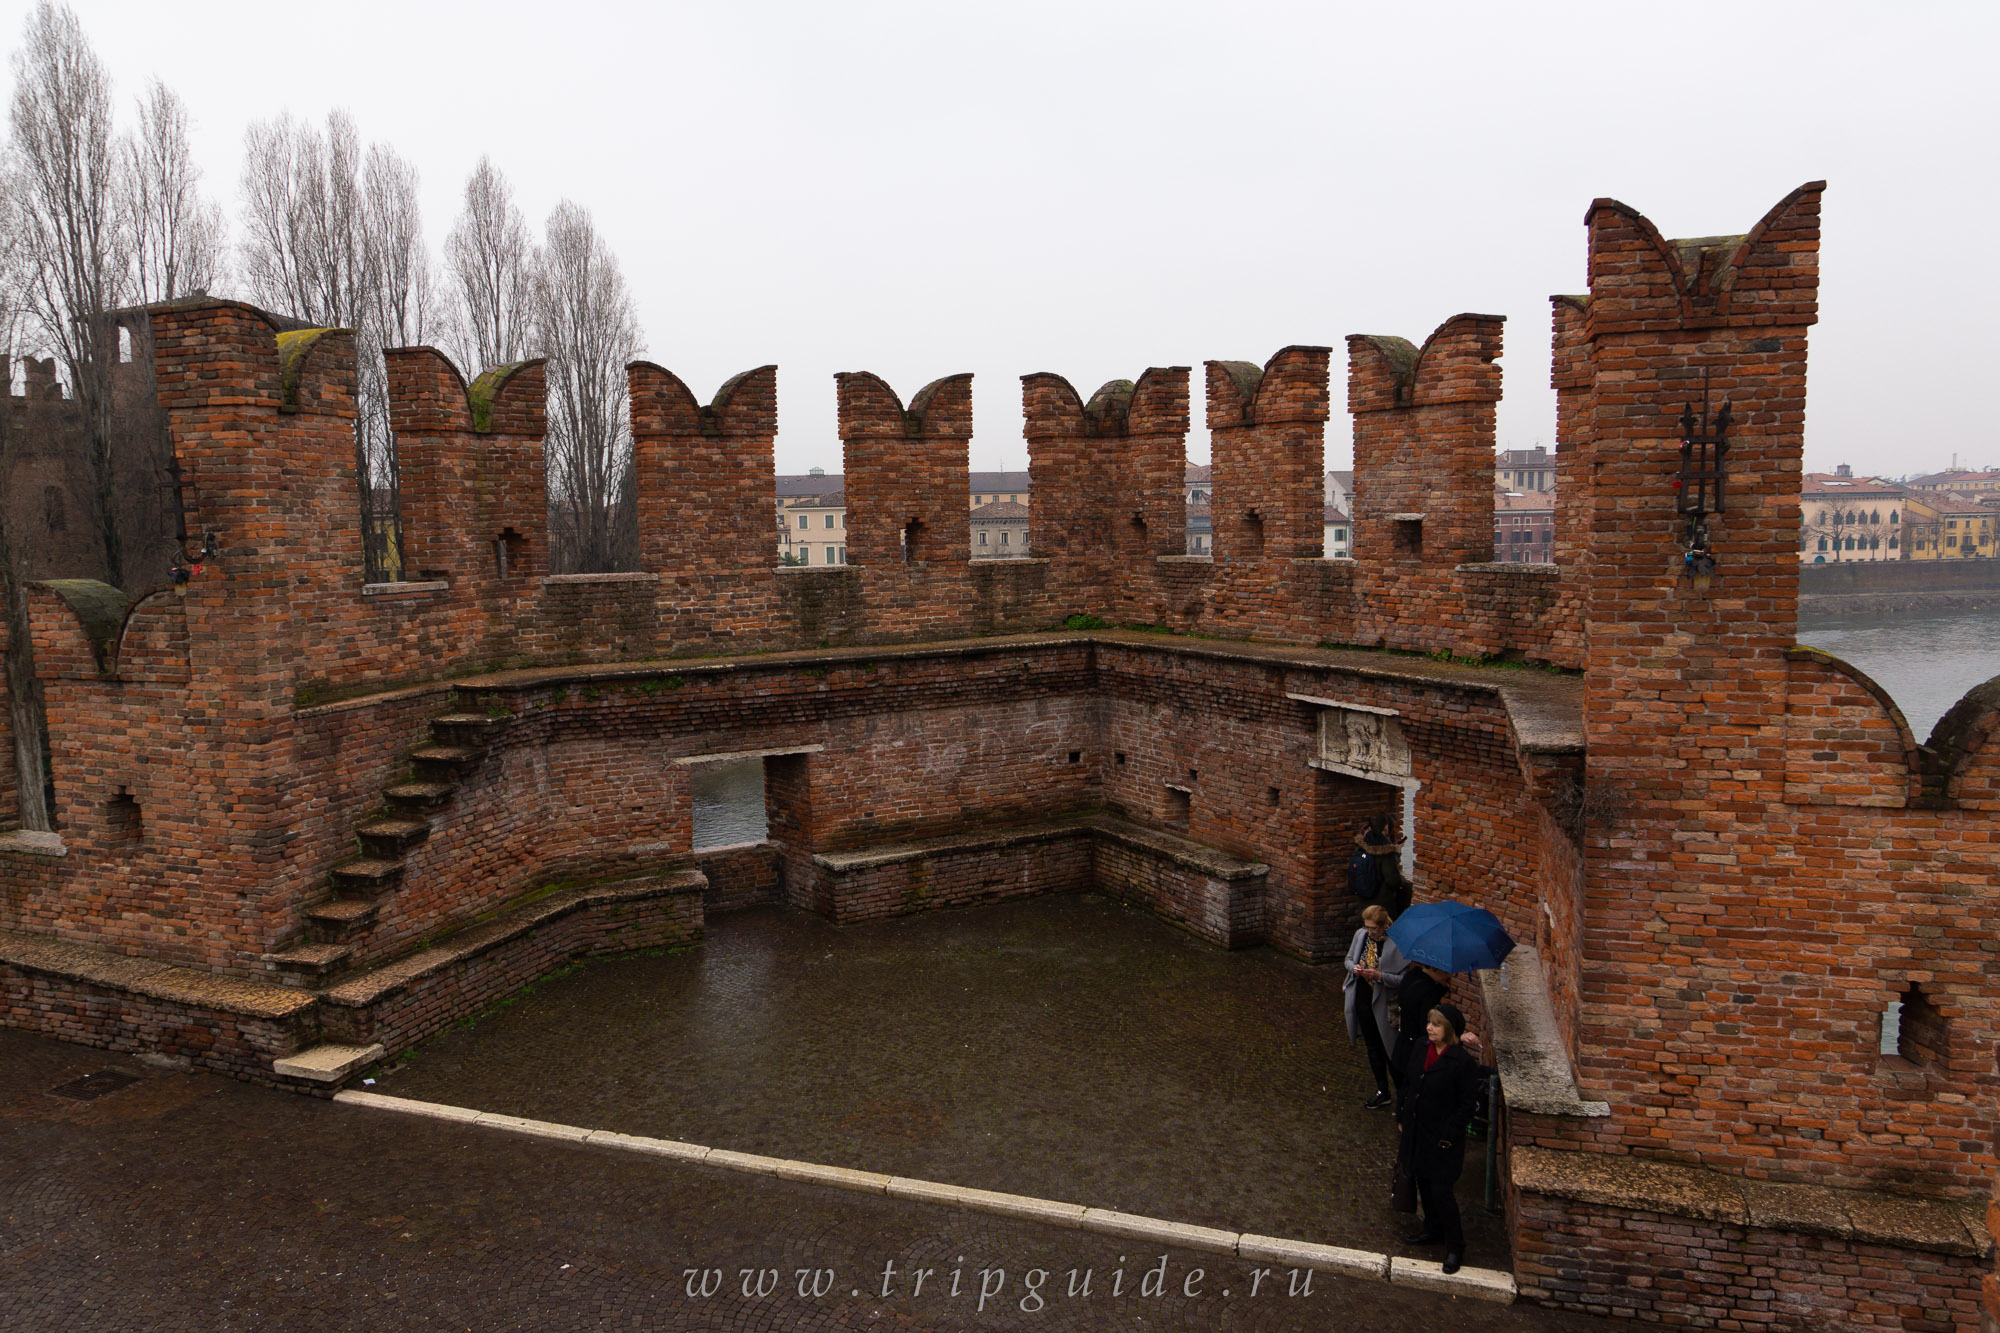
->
left=11, top=183, right=2000, bottom=1332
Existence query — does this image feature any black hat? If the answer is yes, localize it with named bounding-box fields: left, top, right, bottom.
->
left=1435, top=1003, right=1466, bottom=1040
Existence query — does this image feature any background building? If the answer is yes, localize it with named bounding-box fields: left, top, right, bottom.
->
left=1493, top=487, right=1554, bottom=562
left=1495, top=446, right=1554, bottom=493
left=1800, top=469, right=1907, bottom=562
left=970, top=499, right=1030, bottom=557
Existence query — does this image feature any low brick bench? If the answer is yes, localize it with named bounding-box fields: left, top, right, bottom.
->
left=804, top=813, right=1269, bottom=948
left=315, top=869, right=706, bottom=1056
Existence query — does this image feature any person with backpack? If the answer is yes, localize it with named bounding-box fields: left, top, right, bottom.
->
left=1355, top=813, right=1407, bottom=918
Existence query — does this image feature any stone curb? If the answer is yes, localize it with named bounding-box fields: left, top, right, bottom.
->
left=332, top=1090, right=1516, bottom=1303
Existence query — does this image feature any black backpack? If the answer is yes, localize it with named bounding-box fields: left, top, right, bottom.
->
left=1347, top=847, right=1379, bottom=900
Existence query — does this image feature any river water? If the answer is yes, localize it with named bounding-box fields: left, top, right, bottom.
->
left=1796, top=607, right=2000, bottom=742
left=689, top=757, right=769, bottom=850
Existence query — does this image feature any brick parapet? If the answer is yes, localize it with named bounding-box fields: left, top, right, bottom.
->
left=1347, top=314, right=1504, bottom=572
left=629, top=362, right=781, bottom=648
left=1553, top=185, right=2000, bottom=1208
left=1205, top=347, right=1329, bottom=563
left=1550, top=295, right=1595, bottom=572
left=1023, top=368, right=1190, bottom=605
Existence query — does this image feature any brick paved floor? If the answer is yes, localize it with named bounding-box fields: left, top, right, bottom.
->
left=387, top=894, right=1507, bottom=1264
left=0, top=1025, right=1630, bottom=1331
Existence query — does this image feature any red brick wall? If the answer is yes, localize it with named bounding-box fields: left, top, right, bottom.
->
left=1550, top=295, right=1594, bottom=574
left=1207, top=347, right=1330, bottom=563
left=1552, top=183, right=2000, bottom=1213
left=1022, top=367, right=1190, bottom=615
left=0, top=963, right=306, bottom=1084
left=1514, top=1189, right=1982, bottom=1329
left=630, top=362, right=781, bottom=649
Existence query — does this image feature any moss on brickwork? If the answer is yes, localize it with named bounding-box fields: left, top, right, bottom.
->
left=467, top=361, right=532, bottom=432
left=38, top=578, right=129, bottom=670
left=274, top=327, right=345, bottom=407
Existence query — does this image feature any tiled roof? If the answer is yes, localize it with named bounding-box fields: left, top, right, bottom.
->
left=971, top=500, right=1030, bottom=519
left=1493, top=489, right=1555, bottom=514
left=1802, top=473, right=1905, bottom=497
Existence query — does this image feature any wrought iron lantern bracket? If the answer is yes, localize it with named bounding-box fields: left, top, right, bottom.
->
left=1675, top=369, right=1732, bottom=590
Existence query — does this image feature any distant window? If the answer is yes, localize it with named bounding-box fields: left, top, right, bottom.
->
left=798, top=515, right=808, bottom=529
left=978, top=531, right=987, bottom=545
left=1889, top=537, right=1898, bottom=549
left=1000, top=531, right=1011, bottom=545
left=1890, top=511, right=1898, bottom=524
left=824, top=514, right=835, bottom=529
left=43, top=485, right=66, bottom=533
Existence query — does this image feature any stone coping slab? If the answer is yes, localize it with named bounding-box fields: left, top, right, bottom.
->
left=812, top=812, right=1268, bottom=881
left=1512, top=1145, right=1988, bottom=1258
left=0, top=829, right=67, bottom=857
left=333, top=1088, right=1517, bottom=1301
left=273, top=1043, right=384, bottom=1083
left=1478, top=948, right=1608, bottom=1118
left=320, top=869, right=705, bottom=1009
left=0, top=928, right=317, bottom=1020
left=295, top=629, right=1582, bottom=762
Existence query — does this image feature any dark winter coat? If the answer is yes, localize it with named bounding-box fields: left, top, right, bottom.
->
left=1399, top=1041, right=1482, bottom=1183
left=1393, top=968, right=1449, bottom=1064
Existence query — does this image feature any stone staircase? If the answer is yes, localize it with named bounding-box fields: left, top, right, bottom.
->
left=262, top=711, right=509, bottom=987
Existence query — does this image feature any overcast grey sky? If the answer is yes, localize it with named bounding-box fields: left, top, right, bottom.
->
left=14, top=0, right=1997, bottom=478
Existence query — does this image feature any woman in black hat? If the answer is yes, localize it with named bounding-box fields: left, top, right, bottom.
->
left=1397, top=1002, right=1482, bottom=1274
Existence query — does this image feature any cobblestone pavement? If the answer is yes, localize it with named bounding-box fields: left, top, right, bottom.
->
left=0, top=1026, right=1632, bottom=1331
left=388, top=894, right=1507, bottom=1265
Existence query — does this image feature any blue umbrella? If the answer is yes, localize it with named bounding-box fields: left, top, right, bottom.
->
left=1386, top=900, right=1516, bottom=973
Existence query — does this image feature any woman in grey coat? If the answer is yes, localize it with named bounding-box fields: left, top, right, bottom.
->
left=1343, top=903, right=1409, bottom=1109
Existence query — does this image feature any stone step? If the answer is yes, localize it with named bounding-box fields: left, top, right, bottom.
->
left=262, top=941, right=356, bottom=985
left=330, top=857, right=404, bottom=897
left=306, top=897, right=379, bottom=940
left=357, top=817, right=431, bottom=858
left=411, top=744, right=486, bottom=780
left=384, top=781, right=456, bottom=814
left=273, top=1041, right=384, bottom=1085
left=430, top=713, right=509, bottom=746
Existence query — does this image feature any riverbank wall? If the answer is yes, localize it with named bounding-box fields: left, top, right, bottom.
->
left=1800, top=557, right=2000, bottom=616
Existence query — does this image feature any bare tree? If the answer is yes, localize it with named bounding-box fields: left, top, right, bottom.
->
left=8, top=0, right=130, bottom=586
left=238, top=110, right=369, bottom=330
left=121, top=79, right=225, bottom=304
left=537, top=200, right=642, bottom=573
left=442, top=157, right=536, bottom=376
left=240, top=109, right=436, bottom=565
left=0, top=164, right=53, bottom=833
left=361, top=143, right=433, bottom=352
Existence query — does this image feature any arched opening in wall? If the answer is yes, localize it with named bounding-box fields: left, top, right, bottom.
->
left=106, top=788, right=142, bottom=848
left=901, top=518, right=926, bottom=564
left=493, top=528, right=528, bottom=579
left=43, top=486, right=66, bottom=535
left=117, top=326, right=132, bottom=364
left=1241, top=511, right=1266, bottom=558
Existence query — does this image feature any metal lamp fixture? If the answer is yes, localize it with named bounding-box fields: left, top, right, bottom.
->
left=1675, top=369, right=1731, bottom=593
